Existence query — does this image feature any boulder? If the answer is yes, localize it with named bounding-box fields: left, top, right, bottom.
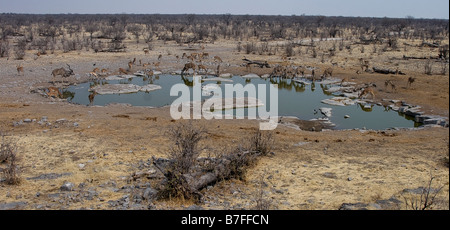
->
left=321, top=97, right=355, bottom=106
left=0, top=202, right=28, bottom=210
left=202, top=77, right=233, bottom=83
left=319, top=108, right=333, bottom=117
left=142, top=187, right=158, bottom=201
left=60, top=182, right=75, bottom=191
left=219, top=73, right=232, bottom=78
left=90, top=84, right=161, bottom=95
left=241, top=73, right=260, bottom=79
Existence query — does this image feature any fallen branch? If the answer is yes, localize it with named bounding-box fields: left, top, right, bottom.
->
left=372, top=67, right=406, bottom=75
left=242, top=58, right=271, bottom=68
left=153, top=150, right=257, bottom=194
left=402, top=55, right=439, bottom=60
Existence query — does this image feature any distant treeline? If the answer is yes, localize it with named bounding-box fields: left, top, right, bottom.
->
left=0, top=13, right=448, bottom=59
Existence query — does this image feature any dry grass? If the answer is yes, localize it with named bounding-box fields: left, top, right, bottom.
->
left=1, top=133, right=21, bottom=185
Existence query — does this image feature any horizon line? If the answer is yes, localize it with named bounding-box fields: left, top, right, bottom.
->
left=1, top=12, right=448, bottom=20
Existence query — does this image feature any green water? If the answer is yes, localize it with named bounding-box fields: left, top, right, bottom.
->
left=66, top=75, right=419, bottom=130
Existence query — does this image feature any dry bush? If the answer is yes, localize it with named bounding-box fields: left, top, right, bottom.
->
left=0, top=40, right=10, bottom=58
left=401, top=174, right=445, bottom=210
left=253, top=175, right=274, bottom=210
left=1, top=133, right=20, bottom=185
left=285, top=43, right=295, bottom=57
left=236, top=42, right=242, bottom=52
left=14, top=38, right=27, bottom=60
left=249, top=129, right=274, bottom=156
left=156, top=125, right=274, bottom=202
left=167, top=121, right=207, bottom=174
left=424, top=59, right=433, bottom=75
left=245, top=42, right=256, bottom=54
left=439, top=61, right=448, bottom=75
left=312, top=48, right=317, bottom=58
left=157, top=121, right=207, bottom=200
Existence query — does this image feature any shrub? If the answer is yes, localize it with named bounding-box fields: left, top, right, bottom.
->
left=424, top=59, right=433, bottom=75
left=1, top=133, right=20, bottom=185
left=0, top=40, right=10, bottom=58
left=285, top=43, right=295, bottom=57
left=155, top=125, right=274, bottom=202
left=401, top=174, right=444, bottom=210
left=14, top=38, right=27, bottom=60
left=157, top=121, right=207, bottom=200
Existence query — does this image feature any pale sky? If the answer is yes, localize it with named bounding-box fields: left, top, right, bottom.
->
left=0, top=0, right=448, bottom=19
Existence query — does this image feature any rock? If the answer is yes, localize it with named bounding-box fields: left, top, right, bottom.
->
left=60, top=182, right=75, bottom=191
left=26, top=173, right=72, bottom=181
left=13, top=121, right=23, bottom=126
left=323, top=172, right=337, bottom=179
left=319, top=108, right=333, bottom=117
left=218, top=73, right=232, bottom=78
left=405, top=108, right=424, bottom=117
left=0, top=202, right=28, bottom=210
left=364, top=104, right=373, bottom=110
left=344, top=115, right=350, bottom=119
left=78, top=164, right=86, bottom=170
left=142, top=188, right=158, bottom=201
left=241, top=73, right=260, bottom=79
left=56, top=118, right=67, bottom=123
left=375, top=197, right=402, bottom=210
left=398, top=106, right=409, bottom=113
left=325, top=86, right=353, bottom=93
left=23, top=118, right=32, bottom=123
left=402, top=187, right=441, bottom=195
left=185, top=205, right=204, bottom=210
left=321, top=97, right=355, bottom=106
left=202, top=77, right=233, bottom=83
left=348, top=177, right=353, bottom=181
left=293, top=79, right=311, bottom=85
left=339, top=203, right=369, bottom=210
left=293, top=142, right=309, bottom=146
left=342, top=92, right=359, bottom=99
left=90, top=84, right=162, bottom=95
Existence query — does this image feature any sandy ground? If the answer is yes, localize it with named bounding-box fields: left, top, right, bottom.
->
left=0, top=37, right=448, bottom=210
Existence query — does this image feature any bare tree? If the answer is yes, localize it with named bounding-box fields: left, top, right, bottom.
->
left=0, top=40, right=9, bottom=58
left=402, top=174, right=445, bottom=210
left=14, top=38, right=27, bottom=60
left=127, top=24, right=143, bottom=43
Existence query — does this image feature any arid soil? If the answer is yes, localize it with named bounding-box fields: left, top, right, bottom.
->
left=0, top=38, right=448, bottom=210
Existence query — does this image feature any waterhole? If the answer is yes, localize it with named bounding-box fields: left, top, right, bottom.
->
left=66, top=74, right=419, bottom=130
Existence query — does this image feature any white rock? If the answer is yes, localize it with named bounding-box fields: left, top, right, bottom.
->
left=219, top=73, right=232, bottom=78
left=202, top=77, right=233, bottom=83
left=241, top=74, right=260, bottom=79
left=319, top=108, right=333, bottom=117
left=90, top=84, right=161, bottom=95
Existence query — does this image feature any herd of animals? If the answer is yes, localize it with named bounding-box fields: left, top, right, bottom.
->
left=13, top=48, right=417, bottom=105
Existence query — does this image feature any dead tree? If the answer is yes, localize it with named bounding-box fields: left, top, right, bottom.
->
left=242, top=58, right=270, bottom=68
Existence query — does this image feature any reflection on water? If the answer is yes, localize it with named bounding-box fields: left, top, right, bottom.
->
left=269, top=78, right=306, bottom=93
left=65, top=75, right=419, bottom=130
